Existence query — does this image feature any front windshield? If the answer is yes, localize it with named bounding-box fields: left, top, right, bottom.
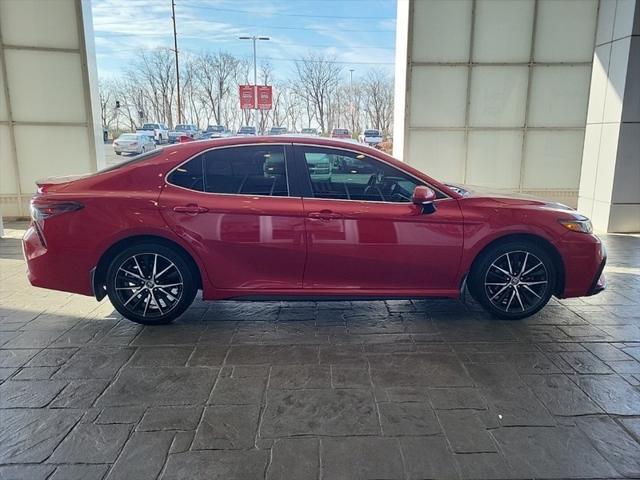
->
left=175, top=125, right=188, bottom=131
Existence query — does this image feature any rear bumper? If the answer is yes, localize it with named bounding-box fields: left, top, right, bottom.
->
left=23, top=224, right=94, bottom=296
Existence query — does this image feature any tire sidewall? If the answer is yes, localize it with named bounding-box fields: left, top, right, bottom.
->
left=469, top=240, right=556, bottom=320
left=106, top=243, right=197, bottom=325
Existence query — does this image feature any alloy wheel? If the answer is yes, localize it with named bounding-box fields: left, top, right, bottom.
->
left=483, top=250, right=549, bottom=314
left=114, top=253, right=184, bottom=319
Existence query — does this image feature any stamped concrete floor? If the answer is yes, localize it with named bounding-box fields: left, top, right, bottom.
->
left=1, top=221, right=640, bottom=480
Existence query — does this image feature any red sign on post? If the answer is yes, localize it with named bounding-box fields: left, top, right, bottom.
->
left=239, top=85, right=255, bottom=109
left=257, top=85, right=273, bottom=110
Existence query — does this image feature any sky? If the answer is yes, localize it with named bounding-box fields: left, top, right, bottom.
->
left=90, top=0, right=397, bottom=82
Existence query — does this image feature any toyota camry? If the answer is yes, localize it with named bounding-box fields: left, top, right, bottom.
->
left=23, top=136, right=606, bottom=325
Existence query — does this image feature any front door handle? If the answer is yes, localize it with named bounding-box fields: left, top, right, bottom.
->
left=308, top=210, right=342, bottom=221
left=173, top=204, right=209, bottom=214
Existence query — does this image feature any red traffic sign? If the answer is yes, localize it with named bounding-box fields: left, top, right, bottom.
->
left=257, top=85, right=273, bottom=110
left=239, top=85, right=255, bottom=109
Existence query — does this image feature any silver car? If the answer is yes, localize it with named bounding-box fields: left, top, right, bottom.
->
left=113, top=133, right=157, bottom=155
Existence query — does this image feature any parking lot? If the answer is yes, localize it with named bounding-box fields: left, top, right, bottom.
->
left=1, top=220, right=639, bottom=479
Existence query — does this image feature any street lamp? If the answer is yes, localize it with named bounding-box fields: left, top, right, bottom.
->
left=239, top=35, right=270, bottom=134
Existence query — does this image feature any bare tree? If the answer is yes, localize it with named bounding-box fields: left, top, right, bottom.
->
left=362, top=70, right=394, bottom=133
left=293, top=54, right=342, bottom=134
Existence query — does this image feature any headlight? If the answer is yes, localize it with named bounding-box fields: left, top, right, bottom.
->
left=559, top=217, right=593, bottom=233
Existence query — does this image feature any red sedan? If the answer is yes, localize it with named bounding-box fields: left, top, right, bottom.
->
left=23, top=136, right=606, bottom=325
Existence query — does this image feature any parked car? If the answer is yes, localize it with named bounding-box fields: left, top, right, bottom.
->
left=205, top=125, right=226, bottom=138
left=237, top=126, right=257, bottom=136
left=25, top=136, right=606, bottom=325
left=301, top=128, right=319, bottom=136
left=168, top=124, right=200, bottom=143
left=359, top=129, right=384, bottom=146
left=137, top=123, right=169, bottom=144
left=269, top=126, right=288, bottom=135
left=331, top=128, right=351, bottom=139
left=113, top=133, right=156, bottom=155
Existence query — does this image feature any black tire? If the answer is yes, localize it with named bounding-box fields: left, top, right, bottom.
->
left=468, top=240, right=556, bottom=320
left=106, top=243, right=197, bottom=325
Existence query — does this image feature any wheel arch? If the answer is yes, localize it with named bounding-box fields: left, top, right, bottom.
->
left=92, top=235, right=203, bottom=301
left=466, top=233, right=565, bottom=297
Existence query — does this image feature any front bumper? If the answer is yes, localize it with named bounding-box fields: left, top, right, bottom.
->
left=557, top=234, right=607, bottom=298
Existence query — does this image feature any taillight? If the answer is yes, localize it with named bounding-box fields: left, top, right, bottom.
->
left=30, top=201, right=84, bottom=221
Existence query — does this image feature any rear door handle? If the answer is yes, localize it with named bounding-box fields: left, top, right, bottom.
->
left=173, top=204, right=209, bottom=214
left=308, top=210, right=342, bottom=221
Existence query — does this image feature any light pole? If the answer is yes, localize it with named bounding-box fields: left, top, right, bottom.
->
left=349, top=69, right=355, bottom=135
left=239, top=35, right=270, bottom=133
left=172, top=0, right=181, bottom=124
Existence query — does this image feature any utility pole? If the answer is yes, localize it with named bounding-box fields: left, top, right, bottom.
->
left=239, top=35, right=270, bottom=133
left=171, top=0, right=181, bottom=124
left=349, top=69, right=355, bottom=135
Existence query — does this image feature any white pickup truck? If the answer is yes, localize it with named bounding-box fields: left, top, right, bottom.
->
left=136, top=123, right=169, bottom=144
left=359, top=129, right=383, bottom=146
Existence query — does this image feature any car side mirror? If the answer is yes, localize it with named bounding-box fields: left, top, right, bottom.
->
left=412, top=186, right=437, bottom=214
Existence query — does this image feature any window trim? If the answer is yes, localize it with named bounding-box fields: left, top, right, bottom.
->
left=292, top=143, right=451, bottom=204
left=164, top=143, right=294, bottom=198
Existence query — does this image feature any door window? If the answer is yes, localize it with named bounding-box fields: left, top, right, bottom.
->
left=167, top=145, right=289, bottom=196
left=300, top=147, right=422, bottom=202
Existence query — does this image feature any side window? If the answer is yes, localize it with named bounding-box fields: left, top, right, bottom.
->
left=167, top=155, right=204, bottom=191
left=203, top=145, right=288, bottom=196
left=301, top=147, right=422, bottom=203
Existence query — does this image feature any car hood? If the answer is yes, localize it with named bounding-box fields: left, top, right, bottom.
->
left=446, top=183, right=575, bottom=211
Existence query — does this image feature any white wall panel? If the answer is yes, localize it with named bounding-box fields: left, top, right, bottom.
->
left=469, top=66, right=528, bottom=127
left=523, top=130, right=584, bottom=189
left=596, top=0, right=616, bottom=46
left=409, top=66, right=467, bottom=127
left=528, top=66, right=591, bottom=127
left=0, top=0, right=79, bottom=50
left=587, top=45, right=612, bottom=124
left=14, top=126, right=92, bottom=193
left=0, top=126, right=17, bottom=195
left=473, top=0, right=534, bottom=62
left=408, top=131, right=465, bottom=183
left=411, top=0, right=472, bottom=62
left=467, top=131, right=523, bottom=189
left=534, top=0, right=598, bottom=62
left=4, top=50, right=86, bottom=123
left=578, top=124, right=602, bottom=196
left=603, top=37, right=631, bottom=123
left=0, top=60, right=7, bottom=121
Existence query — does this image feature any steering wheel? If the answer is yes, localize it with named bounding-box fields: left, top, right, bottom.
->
left=364, top=174, right=384, bottom=201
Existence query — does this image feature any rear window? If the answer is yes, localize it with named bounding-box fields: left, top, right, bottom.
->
left=364, top=130, right=380, bottom=136
left=333, top=129, right=348, bottom=134
left=141, top=124, right=158, bottom=130
left=119, top=134, right=137, bottom=140
left=98, top=149, right=163, bottom=174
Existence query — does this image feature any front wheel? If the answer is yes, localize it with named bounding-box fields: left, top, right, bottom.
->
left=106, top=243, right=197, bottom=325
left=469, top=241, right=556, bottom=320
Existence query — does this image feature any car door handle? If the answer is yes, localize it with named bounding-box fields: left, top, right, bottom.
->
left=308, top=210, right=342, bottom=221
left=173, top=205, right=209, bottom=214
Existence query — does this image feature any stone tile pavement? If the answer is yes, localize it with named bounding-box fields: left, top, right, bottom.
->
left=1, top=221, right=640, bottom=479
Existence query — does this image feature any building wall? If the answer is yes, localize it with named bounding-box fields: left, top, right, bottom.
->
left=0, top=0, right=103, bottom=217
left=578, top=0, right=640, bottom=232
left=395, top=0, right=599, bottom=208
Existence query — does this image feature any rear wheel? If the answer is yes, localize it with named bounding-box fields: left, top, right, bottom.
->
left=106, top=243, right=197, bottom=325
left=469, top=241, right=556, bottom=320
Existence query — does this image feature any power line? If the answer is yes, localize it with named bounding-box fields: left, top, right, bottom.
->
left=177, top=3, right=396, bottom=20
